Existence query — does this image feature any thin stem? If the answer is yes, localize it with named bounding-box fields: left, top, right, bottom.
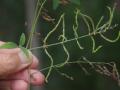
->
left=73, top=9, right=84, bottom=49
left=43, top=14, right=64, bottom=44
left=57, top=16, right=70, bottom=67
left=44, top=49, right=54, bottom=82
left=26, top=0, right=47, bottom=48
left=29, top=30, right=106, bottom=51
left=39, top=60, right=115, bottom=72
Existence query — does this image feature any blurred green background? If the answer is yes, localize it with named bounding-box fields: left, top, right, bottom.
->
left=0, top=0, right=120, bottom=90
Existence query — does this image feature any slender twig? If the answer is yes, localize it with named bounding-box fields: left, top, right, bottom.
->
left=29, top=30, right=107, bottom=50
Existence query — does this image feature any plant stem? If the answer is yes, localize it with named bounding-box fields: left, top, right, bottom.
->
left=29, top=30, right=106, bottom=51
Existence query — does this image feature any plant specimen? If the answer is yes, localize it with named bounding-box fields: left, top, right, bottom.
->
left=0, top=0, right=120, bottom=89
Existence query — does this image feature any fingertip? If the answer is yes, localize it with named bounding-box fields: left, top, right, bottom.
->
left=30, top=70, right=45, bottom=86
left=17, top=50, right=33, bottom=71
left=30, top=55, right=39, bottom=69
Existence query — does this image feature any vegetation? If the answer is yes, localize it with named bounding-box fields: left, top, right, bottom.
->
left=0, top=0, right=120, bottom=90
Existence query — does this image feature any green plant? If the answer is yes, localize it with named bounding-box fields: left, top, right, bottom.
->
left=0, top=0, right=120, bottom=89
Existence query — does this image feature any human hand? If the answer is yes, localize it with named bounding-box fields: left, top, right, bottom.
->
left=0, top=41, right=44, bottom=90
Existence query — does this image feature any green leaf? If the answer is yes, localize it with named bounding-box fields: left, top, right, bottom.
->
left=70, top=0, right=80, bottom=5
left=53, top=0, right=60, bottom=10
left=0, top=42, right=17, bottom=49
left=19, top=33, right=26, bottom=46
left=19, top=46, right=29, bottom=58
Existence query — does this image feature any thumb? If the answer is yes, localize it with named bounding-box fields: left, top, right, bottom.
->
left=0, top=48, right=32, bottom=77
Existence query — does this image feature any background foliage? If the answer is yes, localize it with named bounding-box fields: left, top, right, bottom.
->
left=0, top=0, right=120, bottom=90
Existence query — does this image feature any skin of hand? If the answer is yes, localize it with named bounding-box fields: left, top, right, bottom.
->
left=0, top=41, right=45, bottom=90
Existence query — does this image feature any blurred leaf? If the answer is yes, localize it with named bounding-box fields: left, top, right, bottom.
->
left=0, top=42, right=17, bottom=49
left=70, top=0, right=80, bottom=5
left=19, top=33, right=26, bottom=46
left=53, top=0, right=60, bottom=10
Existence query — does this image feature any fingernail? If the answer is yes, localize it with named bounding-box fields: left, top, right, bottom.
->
left=18, top=50, right=32, bottom=65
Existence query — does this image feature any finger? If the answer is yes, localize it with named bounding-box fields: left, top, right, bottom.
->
left=0, top=48, right=32, bottom=77
left=0, top=49, right=39, bottom=69
left=30, top=69, right=45, bottom=86
left=11, top=80, right=28, bottom=90
left=30, top=55, right=39, bottom=69
left=7, top=69, right=44, bottom=86
left=0, top=81, right=10, bottom=90
left=0, top=80, right=28, bottom=90
left=0, top=48, right=20, bottom=54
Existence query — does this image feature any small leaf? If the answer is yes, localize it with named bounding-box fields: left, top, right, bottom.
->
left=19, top=46, right=29, bottom=58
left=0, top=42, right=17, bottom=49
left=19, top=33, right=26, bottom=46
left=53, top=0, right=60, bottom=10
